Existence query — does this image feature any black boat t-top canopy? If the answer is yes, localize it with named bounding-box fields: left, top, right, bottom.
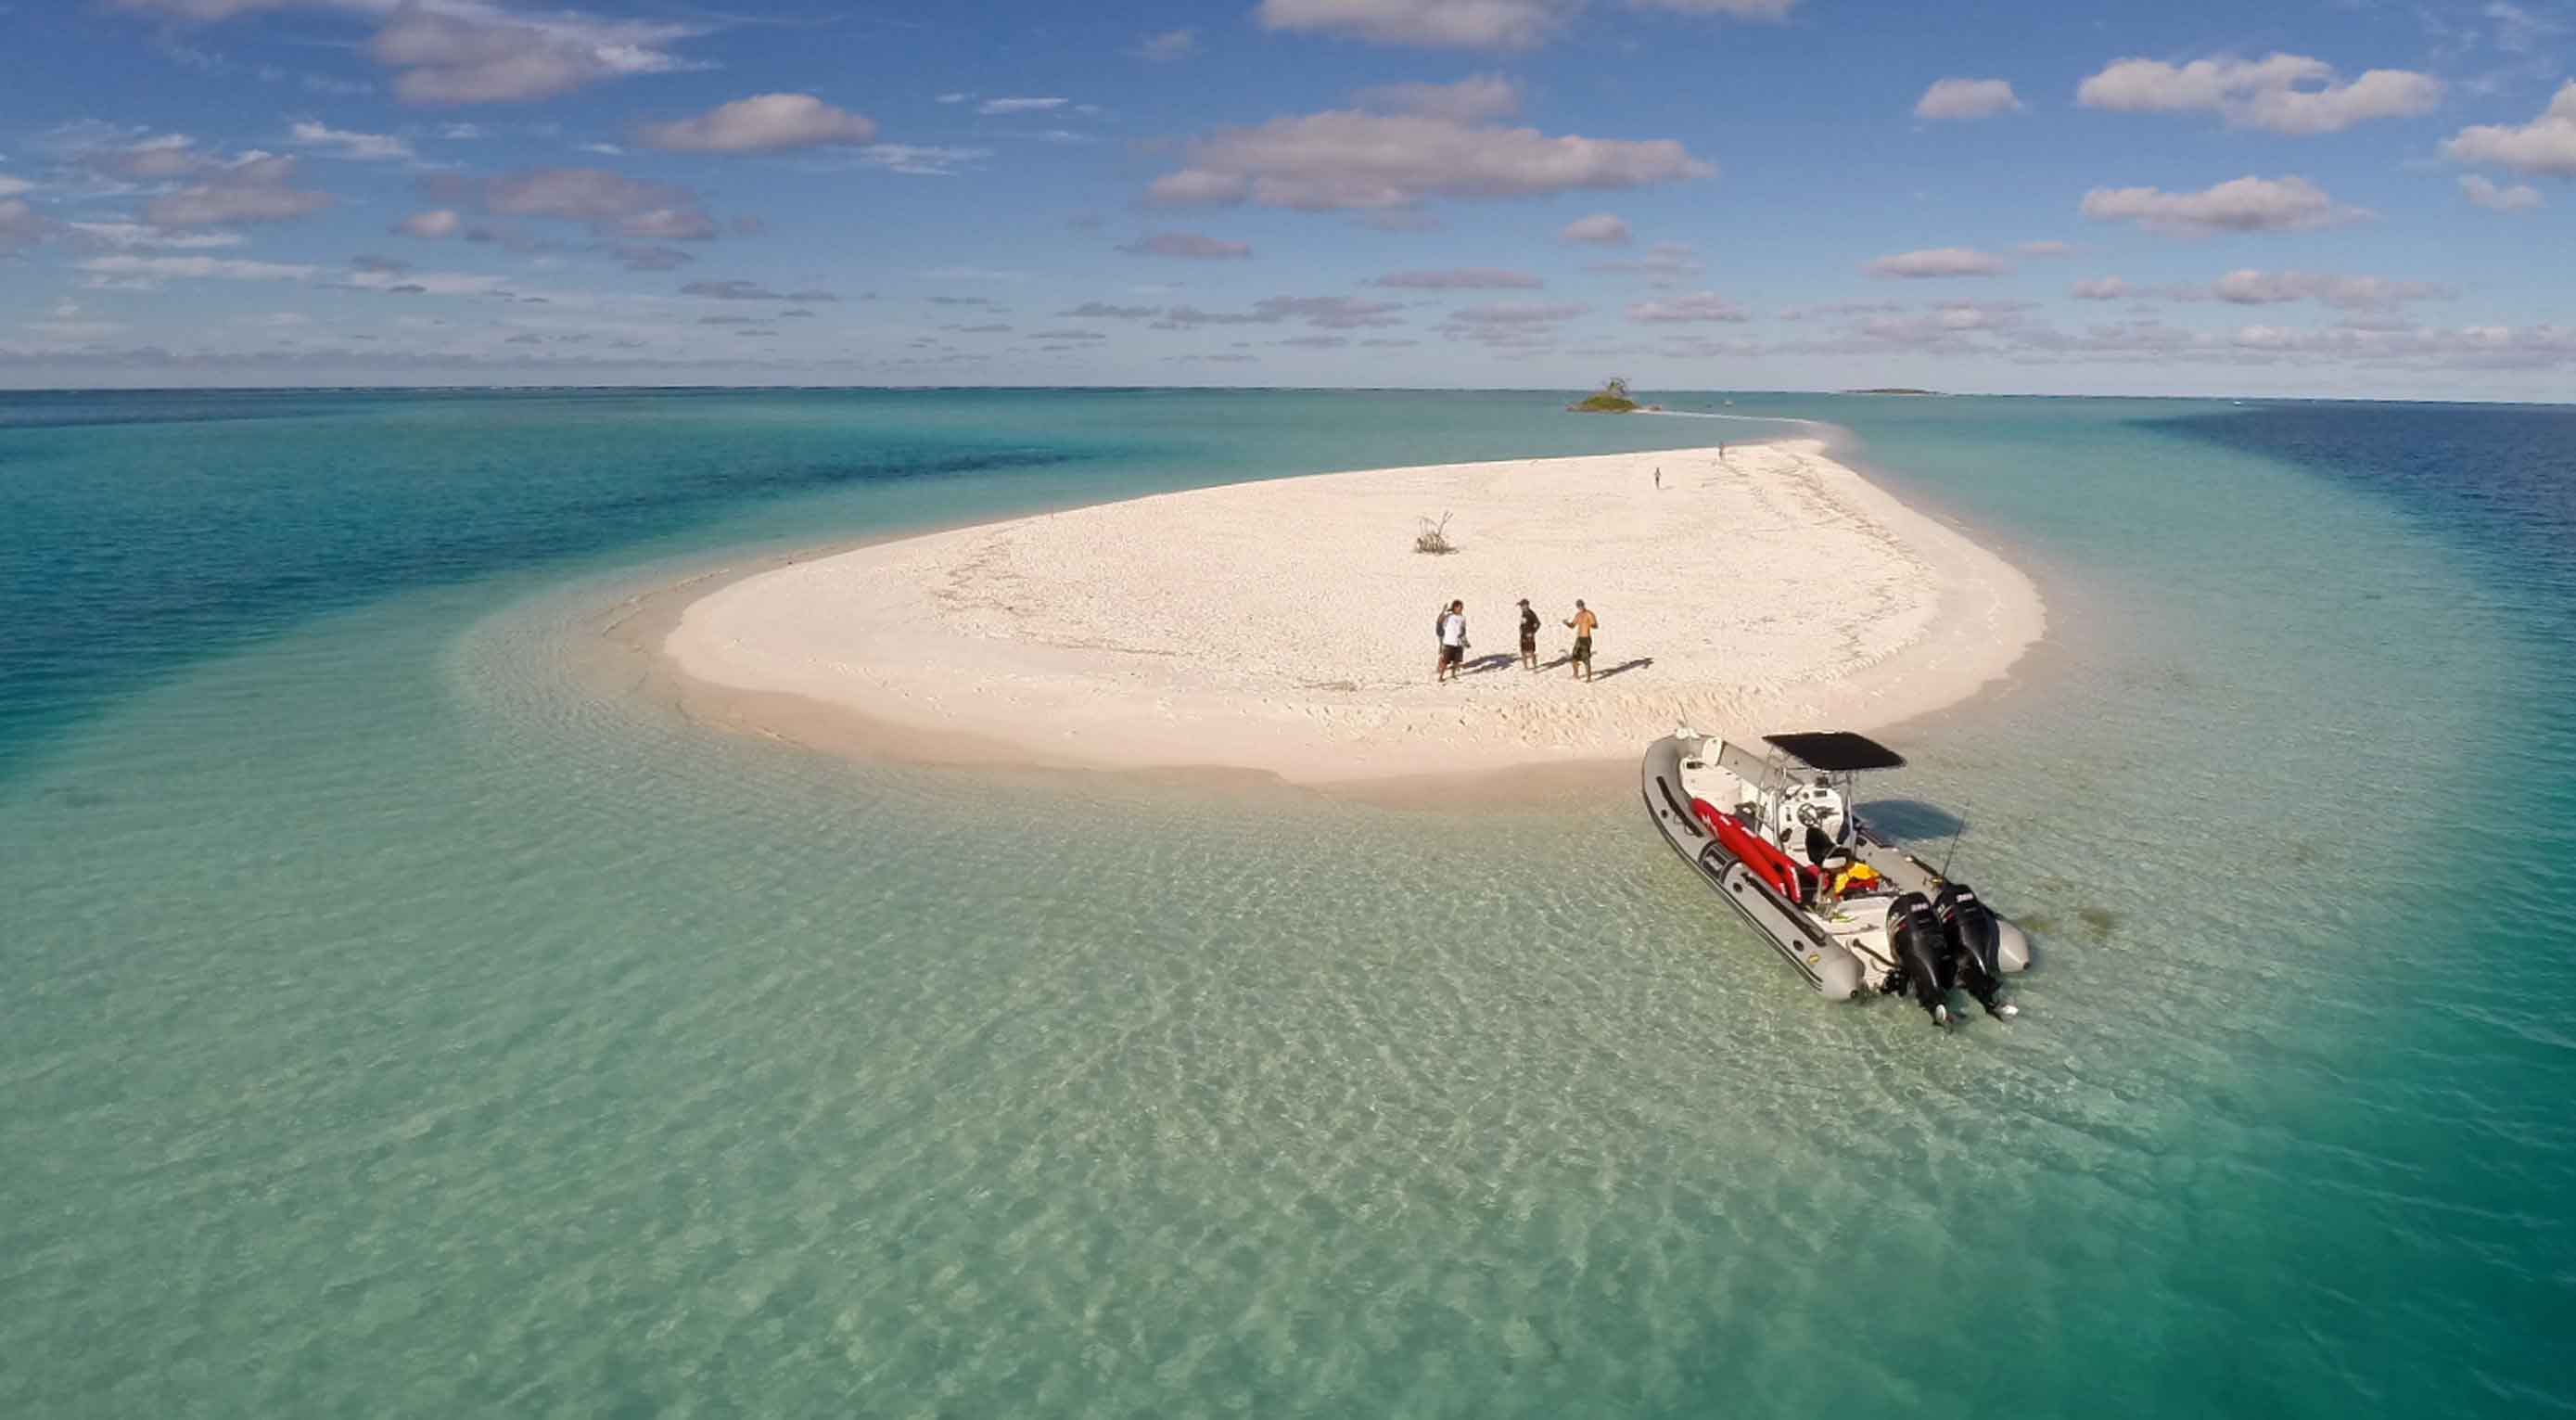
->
left=1761, top=731, right=1906, bottom=772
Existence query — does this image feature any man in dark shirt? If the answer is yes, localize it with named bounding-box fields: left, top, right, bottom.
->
left=1517, top=597, right=1540, bottom=670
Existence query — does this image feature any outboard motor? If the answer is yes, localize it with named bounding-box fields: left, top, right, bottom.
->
left=1883, top=891, right=1954, bottom=1026
left=1933, top=883, right=2018, bottom=1019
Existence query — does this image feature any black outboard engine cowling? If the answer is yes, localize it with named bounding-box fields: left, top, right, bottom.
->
left=1884, top=891, right=1953, bottom=1026
left=1933, top=884, right=2013, bottom=1018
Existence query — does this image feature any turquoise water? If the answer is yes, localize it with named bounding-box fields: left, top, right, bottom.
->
left=3, top=390, right=2569, bottom=1417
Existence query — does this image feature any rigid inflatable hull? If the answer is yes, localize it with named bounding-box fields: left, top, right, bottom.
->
left=1639, top=736, right=1864, bottom=1000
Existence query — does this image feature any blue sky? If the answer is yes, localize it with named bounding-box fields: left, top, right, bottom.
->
left=0, top=0, right=2570, bottom=396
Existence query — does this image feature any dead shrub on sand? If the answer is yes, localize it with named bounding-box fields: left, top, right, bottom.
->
left=1413, top=511, right=1458, bottom=556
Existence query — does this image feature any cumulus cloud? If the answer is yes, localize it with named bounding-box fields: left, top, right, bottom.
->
left=1256, top=295, right=1404, bottom=327
left=1867, top=246, right=2008, bottom=278
left=0, top=175, right=32, bottom=199
left=1119, top=231, right=1255, bottom=259
left=1, top=198, right=55, bottom=255
left=606, top=243, right=692, bottom=270
left=1254, top=0, right=1792, bottom=51
left=287, top=121, right=414, bottom=160
left=398, top=208, right=464, bottom=237
left=1629, top=291, right=1748, bottom=323
left=1367, top=267, right=1543, bottom=288
left=637, top=94, right=876, bottom=153
left=1149, top=110, right=1710, bottom=211
left=2442, top=81, right=2576, bottom=176
left=1588, top=241, right=1702, bottom=278
left=2200, top=269, right=2452, bottom=310
left=978, top=96, right=1067, bottom=115
left=1139, top=28, right=1196, bottom=60
left=369, top=1, right=702, bottom=106
left=146, top=155, right=333, bottom=227
left=2460, top=173, right=2544, bottom=211
left=2017, top=239, right=2072, bottom=258
left=2080, top=175, right=2363, bottom=235
left=472, top=167, right=720, bottom=241
left=1062, top=302, right=1159, bottom=319
left=1915, top=78, right=2021, bottom=121
left=1354, top=74, right=1521, bottom=122
left=83, top=133, right=213, bottom=181
left=2071, top=275, right=2127, bottom=300
left=1560, top=212, right=1630, bottom=244
left=2075, top=54, right=2442, bottom=134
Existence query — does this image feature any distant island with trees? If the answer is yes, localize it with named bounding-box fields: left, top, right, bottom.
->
left=1568, top=377, right=1663, bottom=413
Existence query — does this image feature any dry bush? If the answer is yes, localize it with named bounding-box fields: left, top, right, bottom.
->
left=1413, top=511, right=1458, bottom=555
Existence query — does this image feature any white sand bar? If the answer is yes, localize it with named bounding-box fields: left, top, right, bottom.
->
left=666, top=441, right=2044, bottom=786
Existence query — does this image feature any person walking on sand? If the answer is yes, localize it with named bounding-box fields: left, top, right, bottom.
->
left=1654, top=466, right=1662, bottom=490
left=1435, top=599, right=1468, bottom=683
left=1517, top=597, right=1540, bottom=670
left=1563, top=599, right=1598, bottom=682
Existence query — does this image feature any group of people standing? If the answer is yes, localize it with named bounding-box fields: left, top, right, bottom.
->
left=1435, top=597, right=1600, bottom=684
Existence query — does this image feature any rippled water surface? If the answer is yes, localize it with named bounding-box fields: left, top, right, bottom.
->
left=3, top=390, right=2570, bottom=1417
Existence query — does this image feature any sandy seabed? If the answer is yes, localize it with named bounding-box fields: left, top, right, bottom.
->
left=661, top=439, right=2043, bottom=792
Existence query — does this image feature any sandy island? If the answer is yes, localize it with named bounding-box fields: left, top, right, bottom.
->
left=662, top=440, right=2043, bottom=791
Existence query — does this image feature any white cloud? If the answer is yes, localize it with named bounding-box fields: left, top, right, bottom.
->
left=1588, top=240, right=1702, bottom=277
left=2201, top=269, right=2452, bottom=310
left=1368, top=267, right=1543, bottom=288
left=0, top=198, right=53, bottom=254
left=978, top=96, right=1067, bottom=115
left=637, top=94, right=877, bottom=153
left=287, top=120, right=414, bottom=160
left=2460, top=173, right=2544, bottom=211
left=0, top=175, right=32, bottom=198
left=78, top=253, right=319, bottom=281
left=1355, top=74, right=1521, bottom=122
left=1629, top=290, right=1748, bottom=323
left=1119, top=231, right=1255, bottom=259
left=2442, top=81, right=2576, bottom=176
left=1559, top=212, right=1630, bottom=244
left=1149, top=110, right=1710, bottom=211
left=2080, top=175, right=2362, bottom=235
left=1868, top=246, right=2008, bottom=278
left=2071, top=275, right=2127, bottom=300
left=1139, top=28, right=1195, bottom=61
left=340, top=266, right=508, bottom=295
left=480, top=167, right=712, bottom=240
left=2076, top=54, right=2442, bottom=134
left=1915, top=78, right=2021, bottom=121
left=1253, top=0, right=1791, bottom=50
left=370, top=2, right=702, bottom=106
left=398, top=207, right=464, bottom=237
left=1442, top=301, right=1587, bottom=324
left=855, top=144, right=990, bottom=175
left=145, top=155, right=333, bottom=226
left=935, top=92, right=969, bottom=105
left=1256, top=0, right=1570, bottom=49
left=65, top=221, right=248, bottom=249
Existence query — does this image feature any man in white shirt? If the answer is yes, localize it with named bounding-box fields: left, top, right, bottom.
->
left=1435, top=599, right=1467, bottom=683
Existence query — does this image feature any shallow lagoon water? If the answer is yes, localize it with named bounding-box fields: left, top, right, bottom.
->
left=3, top=390, right=2570, bottom=1416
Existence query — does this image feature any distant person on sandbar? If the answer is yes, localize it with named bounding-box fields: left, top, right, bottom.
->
left=1654, top=466, right=1662, bottom=490
left=1435, top=599, right=1468, bottom=683
left=1517, top=597, right=1540, bottom=670
left=1563, top=599, right=1598, bottom=682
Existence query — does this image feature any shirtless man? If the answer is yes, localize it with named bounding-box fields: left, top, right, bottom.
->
left=1563, top=599, right=1597, bottom=682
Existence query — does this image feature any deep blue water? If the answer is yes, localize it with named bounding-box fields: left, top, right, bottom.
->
left=3, top=388, right=2571, bottom=1418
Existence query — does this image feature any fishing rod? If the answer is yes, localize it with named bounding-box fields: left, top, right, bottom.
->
left=1936, top=799, right=1973, bottom=881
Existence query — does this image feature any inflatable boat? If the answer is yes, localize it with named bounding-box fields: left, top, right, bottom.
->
left=1639, top=729, right=2030, bottom=1025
